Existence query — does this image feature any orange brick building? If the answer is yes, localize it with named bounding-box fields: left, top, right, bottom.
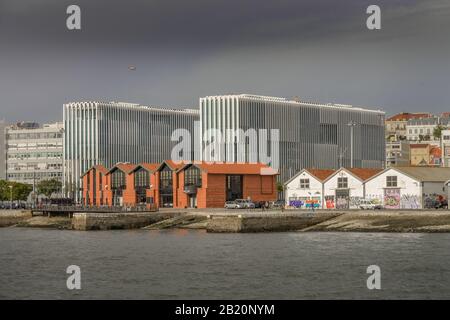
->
left=104, top=163, right=137, bottom=206
left=81, top=165, right=108, bottom=206
left=81, top=161, right=278, bottom=209
left=173, top=162, right=278, bottom=208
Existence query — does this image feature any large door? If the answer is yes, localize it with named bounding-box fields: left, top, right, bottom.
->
left=335, top=189, right=350, bottom=209
left=226, top=175, right=243, bottom=201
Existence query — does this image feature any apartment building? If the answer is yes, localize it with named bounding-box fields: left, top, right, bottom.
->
left=5, top=122, right=64, bottom=184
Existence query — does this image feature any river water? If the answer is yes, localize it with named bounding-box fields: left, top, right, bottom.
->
left=1, top=228, right=450, bottom=299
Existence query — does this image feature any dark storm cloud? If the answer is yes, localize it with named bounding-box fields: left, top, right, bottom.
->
left=0, top=0, right=449, bottom=123
left=0, top=0, right=423, bottom=48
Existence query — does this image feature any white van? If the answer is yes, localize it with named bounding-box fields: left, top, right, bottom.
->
left=359, top=199, right=382, bottom=210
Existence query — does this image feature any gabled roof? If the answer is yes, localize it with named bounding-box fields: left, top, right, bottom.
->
left=323, top=167, right=383, bottom=183
left=156, top=160, right=190, bottom=171
left=369, top=167, right=450, bottom=183
left=178, top=162, right=278, bottom=175
left=307, top=168, right=336, bottom=181
left=131, top=162, right=159, bottom=173
left=107, top=163, right=137, bottom=174
left=80, top=164, right=108, bottom=178
left=346, top=168, right=384, bottom=181
left=284, top=168, right=335, bottom=186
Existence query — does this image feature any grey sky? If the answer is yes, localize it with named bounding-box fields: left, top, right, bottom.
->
left=1, top=0, right=449, bottom=123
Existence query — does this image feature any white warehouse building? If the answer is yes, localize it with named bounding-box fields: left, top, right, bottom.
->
left=285, top=168, right=335, bottom=209
left=364, top=167, right=450, bottom=209
left=322, top=168, right=382, bottom=209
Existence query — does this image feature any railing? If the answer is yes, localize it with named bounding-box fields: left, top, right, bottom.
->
left=34, top=204, right=158, bottom=213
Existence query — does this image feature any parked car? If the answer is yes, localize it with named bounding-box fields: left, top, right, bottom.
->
left=253, top=201, right=266, bottom=209
left=224, top=201, right=239, bottom=209
left=358, top=199, right=383, bottom=210
left=235, top=199, right=255, bottom=209
left=270, top=200, right=285, bottom=209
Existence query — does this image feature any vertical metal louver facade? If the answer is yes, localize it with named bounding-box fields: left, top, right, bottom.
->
left=200, top=94, right=385, bottom=183
left=63, top=102, right=199, bottom=201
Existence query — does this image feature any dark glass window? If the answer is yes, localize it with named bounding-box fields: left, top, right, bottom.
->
left=135, top=168, right=149, bottom=188
left=99, top=173, right=103, bottom=190
left=184, top=166, right=201, bottom=187
left=111, top=170, right=126, bottom=189
left=160, top=166, right=173, bottom=190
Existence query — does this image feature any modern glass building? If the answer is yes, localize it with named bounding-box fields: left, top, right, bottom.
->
left=199, top=94, right=385, bottom=183
left=63, top=101, right=199, bottom=201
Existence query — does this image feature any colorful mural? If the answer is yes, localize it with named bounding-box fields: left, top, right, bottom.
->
left=384, top=188, right=400, bottom=209
left=325, top=196, right=335, bottom=209
left=288, top=197, right=321, bottom=209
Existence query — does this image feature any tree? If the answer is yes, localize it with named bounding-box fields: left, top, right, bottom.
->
left=36, top=179, right=62, bottom=197
left=433, top=125, right=445, bottom=140
left=276, top=181, right=284, bottom=193
left=0, top=180, right=33, bottom=201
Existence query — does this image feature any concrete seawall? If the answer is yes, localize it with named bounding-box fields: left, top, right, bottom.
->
left=206, top=212, right=343, bottom=233
left=72, top=212, right=171, bottom=230
left=302, top=210, right=450, bottom=233
left=205, top=210, right=450, bottom=233
left=0, top=210, right=33, bottom=227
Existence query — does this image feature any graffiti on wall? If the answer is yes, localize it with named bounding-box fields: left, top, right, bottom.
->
left=325, top=196, right=335, bottom=209
left=335, top=189, right=350, bottom=209
left=423, top=193, right=446, bottom=209
left=400, top=194, right=420, bottom=209
left=288, top=197, right=320, bottom=209
left=336, top=197, right=349, bottom=209
left=384, top=188, right=400, bottom=209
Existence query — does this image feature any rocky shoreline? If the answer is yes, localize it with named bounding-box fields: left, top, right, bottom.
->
left=2, top=209, right=450, bottom=233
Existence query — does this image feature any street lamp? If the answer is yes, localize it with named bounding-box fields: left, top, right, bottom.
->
left=347, top=121, right=357, bottom=168
left=8, top=185, right=13, bottom=209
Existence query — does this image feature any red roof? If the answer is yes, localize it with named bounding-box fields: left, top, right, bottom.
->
left=162, top=160, right=190, bottom=171
left=107, top=163, right=137, bottom=174
left=180, top=162, right=277, bottom=175
left=345, top=168, right=384, bottom=181
left=80, top=164, right=108, bottom=177
left=305, top=168, right=336, bottom=181
left=133, top=162, right=159, bottom=173
left=386, top=113, right=432, bottom=121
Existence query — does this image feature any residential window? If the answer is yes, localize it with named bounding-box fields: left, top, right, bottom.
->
left=337, top=177, right=348, bottom=189
left=386, top=176, right=397, bottom=187
left=299, top=178, right=310, bottom=189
